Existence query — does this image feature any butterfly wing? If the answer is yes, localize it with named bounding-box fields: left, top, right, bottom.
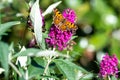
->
left=69, top=22, right=78, bottom=31
left=59, top=21, right=67, bottom=31
left=63, top=20, right=77, bottom=31
left=53, top=9, right=64, bottom=26
left=53, top=9, right=78, bottom=32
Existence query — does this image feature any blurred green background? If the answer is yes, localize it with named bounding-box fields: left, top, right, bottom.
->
left=0, top=0, right=120, bottom=72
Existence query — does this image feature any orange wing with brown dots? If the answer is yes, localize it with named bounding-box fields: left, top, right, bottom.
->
left=53, top=9, right=77, bottom=32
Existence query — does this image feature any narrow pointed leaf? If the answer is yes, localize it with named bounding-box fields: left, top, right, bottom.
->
left=54, top=59, right=76, bottom=80
left=42, top=1, right=62, bottom=16
left=0, top=21, right=20, bottom=36
left=12, top=48, right=40, bottom=58
left=111, top=76, right=117, bottom=80
left=0, top=41, right=9, bottom=79
left=12, top=49, right=59, bottom=58
left=30, top=0, right=42, bottom=47
left=80, top=73, right=94, bottom=80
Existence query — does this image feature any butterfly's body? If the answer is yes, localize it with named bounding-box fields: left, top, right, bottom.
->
left=53, top=9, right=77, bottom=32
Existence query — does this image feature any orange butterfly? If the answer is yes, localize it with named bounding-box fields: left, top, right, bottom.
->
left=53, top=9, right=78, bottom=32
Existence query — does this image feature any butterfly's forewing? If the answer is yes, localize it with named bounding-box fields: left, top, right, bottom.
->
left=53, top=9, right=64, bottom=26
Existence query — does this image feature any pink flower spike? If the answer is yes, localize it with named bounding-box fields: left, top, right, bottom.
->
left=46, top=25, right=72, bottom=51
left=62, top=8, right=77, bottom=23
left=99, top=53, right=119, bottom=78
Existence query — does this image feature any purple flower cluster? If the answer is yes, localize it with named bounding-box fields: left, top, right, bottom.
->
left=99, top=53, right=118, bottom=78
left=62, top=8, right=76, bottom=23
left=46, top=25, right=72, bottom=50
left=46, top=8, right=76, bottom=50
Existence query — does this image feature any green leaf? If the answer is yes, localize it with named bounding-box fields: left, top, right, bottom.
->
left=43, top=33, right=48, bottom=38
left=71, top=36, right=78, bottom=40
left=12, top=48, right=40, bottom=59
left=12, top=49, right=60, bottom=59
left=0, top=41, right=9, bottom=79
left=32, top=57, right=45, bottom=69
left=0, top=21, right=20, bottom=36
left=54, top=59, right=88, bottom=80
left=41, top=37, right=46, bottom=50
left=28, top=64, right=44, bottom=79
left=80, top=73, right=94, bottom=80
left=0, top=12, right=1, bottom=24
left=41, top=33, right=49, bottom=49
left=54, top=59, right=76, bottom=80
left=9, top=42, right=14, bottom=51
left=111, top=76, right=117, bottom=80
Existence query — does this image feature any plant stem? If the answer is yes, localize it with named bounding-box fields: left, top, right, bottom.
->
left=44, top=59, right=51, bottom=75
left=9, top=61, right=22, bottom=77
left=42, top=48, right=56, bottom=80
left=42, top=58, right=52, bottom=80
left=67, top=51, right=69, bottom=57
left=53, top=48, right=56, bottom=51
left=108, top=76, right=111, bottom=80
left=24, top=69, right=28, bottom=80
